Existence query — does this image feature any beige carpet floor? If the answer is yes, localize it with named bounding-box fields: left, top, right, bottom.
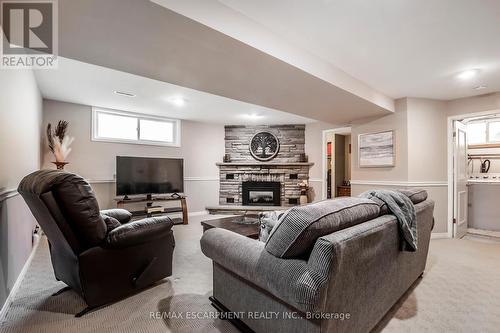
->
left=1, top=215, right=499, bottom=333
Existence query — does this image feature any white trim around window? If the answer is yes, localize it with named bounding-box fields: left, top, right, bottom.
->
left=91, top=107, right=181, bottom=147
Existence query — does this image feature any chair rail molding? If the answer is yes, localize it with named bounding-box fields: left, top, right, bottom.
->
left=87, top=177, right=219, bottom=184
left=184, top=177, right=219, bottom=181
left=350, top=180, right=448, bottom=187
left=0, top=188, right=19, bottom=202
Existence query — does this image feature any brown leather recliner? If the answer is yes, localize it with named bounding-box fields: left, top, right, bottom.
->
left=18, top=170, right=175, bottom=316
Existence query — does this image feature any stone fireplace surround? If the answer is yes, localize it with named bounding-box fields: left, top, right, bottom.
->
left=211, top=125, right=313, bottom=212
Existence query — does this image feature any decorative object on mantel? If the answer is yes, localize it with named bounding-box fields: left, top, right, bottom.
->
left=249, top=131, right=280, bottom=161
left=52, top=161, right=69, bottom=170
left=223, top=153, right=231, bottom=163
left=47, top=120, right=74, bottom=170
left=298, top=180, right=309, bottom=205
left=358, top=130, right=395, bottom=168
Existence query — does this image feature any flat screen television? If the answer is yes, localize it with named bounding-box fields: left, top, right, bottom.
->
left=116, top=156, right=184, bottom=197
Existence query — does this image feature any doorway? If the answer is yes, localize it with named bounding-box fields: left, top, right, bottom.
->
left=323, top=128, right=352, bottom=199
left=448, top=110, right=500, bottom=239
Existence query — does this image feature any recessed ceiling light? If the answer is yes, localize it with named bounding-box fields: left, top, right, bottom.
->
left=168, top=96, right=186, bottom=107
left=114, top=90, right=136, bottom=97
left=457, top=69, right=480, bottom=80
left=473, top=85, right=487, bottom=90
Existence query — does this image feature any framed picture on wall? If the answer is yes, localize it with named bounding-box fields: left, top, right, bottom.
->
left=358, top=130, right=395, bottom=167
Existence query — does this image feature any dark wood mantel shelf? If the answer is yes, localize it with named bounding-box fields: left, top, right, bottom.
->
left=216, top=162, right=314, bottom=167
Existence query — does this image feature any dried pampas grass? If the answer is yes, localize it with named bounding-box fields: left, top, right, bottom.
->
left=47, top=121, right=74, bottom=162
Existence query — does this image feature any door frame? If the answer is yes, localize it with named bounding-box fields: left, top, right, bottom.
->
left=447, top=110, right=500, bottom=238
left=322, top=127, right=351, bottom=200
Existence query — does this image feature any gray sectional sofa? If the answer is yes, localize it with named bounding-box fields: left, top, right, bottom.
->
left=201, top=189, right=434, bottom=333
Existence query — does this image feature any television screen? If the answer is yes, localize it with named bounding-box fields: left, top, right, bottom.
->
left=116, top=156, right=184, bottom=196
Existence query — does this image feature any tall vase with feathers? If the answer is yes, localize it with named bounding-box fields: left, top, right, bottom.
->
left=47, top=121, right=74, bottom=169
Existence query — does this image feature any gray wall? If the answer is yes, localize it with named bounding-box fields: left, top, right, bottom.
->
left=351, top=98, right=449, bottom=234
left=0, top=69, right=41, bottom=310
left=447, top=92, right=500, bottom=117
left=351, top=99, right=409, bottom=182
left=406, top=98, right=448, bottom=234
left=42, top=99, right=225, bottom=212
left=0, top=70, right=43, bottom=189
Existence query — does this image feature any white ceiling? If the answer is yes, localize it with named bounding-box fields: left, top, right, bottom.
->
left=155, top=0, right=500, bottom=100
left=56, top=0, right=392, bottom=126
left=34, top=57, right=315, bottom=125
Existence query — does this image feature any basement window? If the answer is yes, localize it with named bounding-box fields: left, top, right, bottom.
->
left=467, top=122, right=486, bottom=144
left=92, top=108, right=181, bottom=146
left=466, top=119, right=500, bottom=146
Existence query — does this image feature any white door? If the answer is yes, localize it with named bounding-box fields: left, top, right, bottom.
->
left=453, top=121, right=468, bottom=238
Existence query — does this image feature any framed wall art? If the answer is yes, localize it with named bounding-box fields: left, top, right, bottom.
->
left=358, top=130, right=395, bottom=167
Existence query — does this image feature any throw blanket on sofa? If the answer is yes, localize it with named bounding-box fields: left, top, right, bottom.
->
left=360, top=190, right=418, bottom=252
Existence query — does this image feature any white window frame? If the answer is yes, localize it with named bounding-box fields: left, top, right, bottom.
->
left=486, top=120, right=500, bottom=143
left=91, top=107, right=181, bottom=147
left=467, top=118, right=500, bottom=145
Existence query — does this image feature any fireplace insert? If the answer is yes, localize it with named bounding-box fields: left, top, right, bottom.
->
left=242, top=181, right=281, bottom=206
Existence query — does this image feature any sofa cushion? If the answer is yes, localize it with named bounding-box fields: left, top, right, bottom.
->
left=53, top=175, right=107, bottom=247
left=258, top=211, right=282, bottom=242
left=265, top=197, right=380, bottom=258
left=102, top=215, right=121, bottom=233
left=398, top=188, right=428, bottom=204
left=105, top=216, right=173, bottom=248
left=100, top=209, right=132, bottom=224
left=361, top=188, right=428, bottom=216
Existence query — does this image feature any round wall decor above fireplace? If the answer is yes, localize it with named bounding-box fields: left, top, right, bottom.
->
left=249, top=131, right=280, bottom=161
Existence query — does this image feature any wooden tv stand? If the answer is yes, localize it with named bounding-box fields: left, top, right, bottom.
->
left=115, top=195, right=188, bottom=225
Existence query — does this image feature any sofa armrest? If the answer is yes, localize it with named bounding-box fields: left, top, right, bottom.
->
left=105, top=216, right=173, bottom=248
left=201, top=228, right=266, bottom=278
left=100, top=209, right=132, bottom=224
left=311, top=199, right=434, bottom=333
left=200, top=228, right=328, bottom=313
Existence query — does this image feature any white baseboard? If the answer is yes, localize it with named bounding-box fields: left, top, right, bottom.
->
left=467, top=228, right=500, bottom=239
left=350, top=180, right=448, bottom=187
left=0, top=234, right=40, bottom=323
left=431, top=232, right=450, bottom=239
left=0, top=189, right=18, bottom=203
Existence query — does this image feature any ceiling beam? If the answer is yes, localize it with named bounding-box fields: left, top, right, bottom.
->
left=58, top=0, right=393, bottom=124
